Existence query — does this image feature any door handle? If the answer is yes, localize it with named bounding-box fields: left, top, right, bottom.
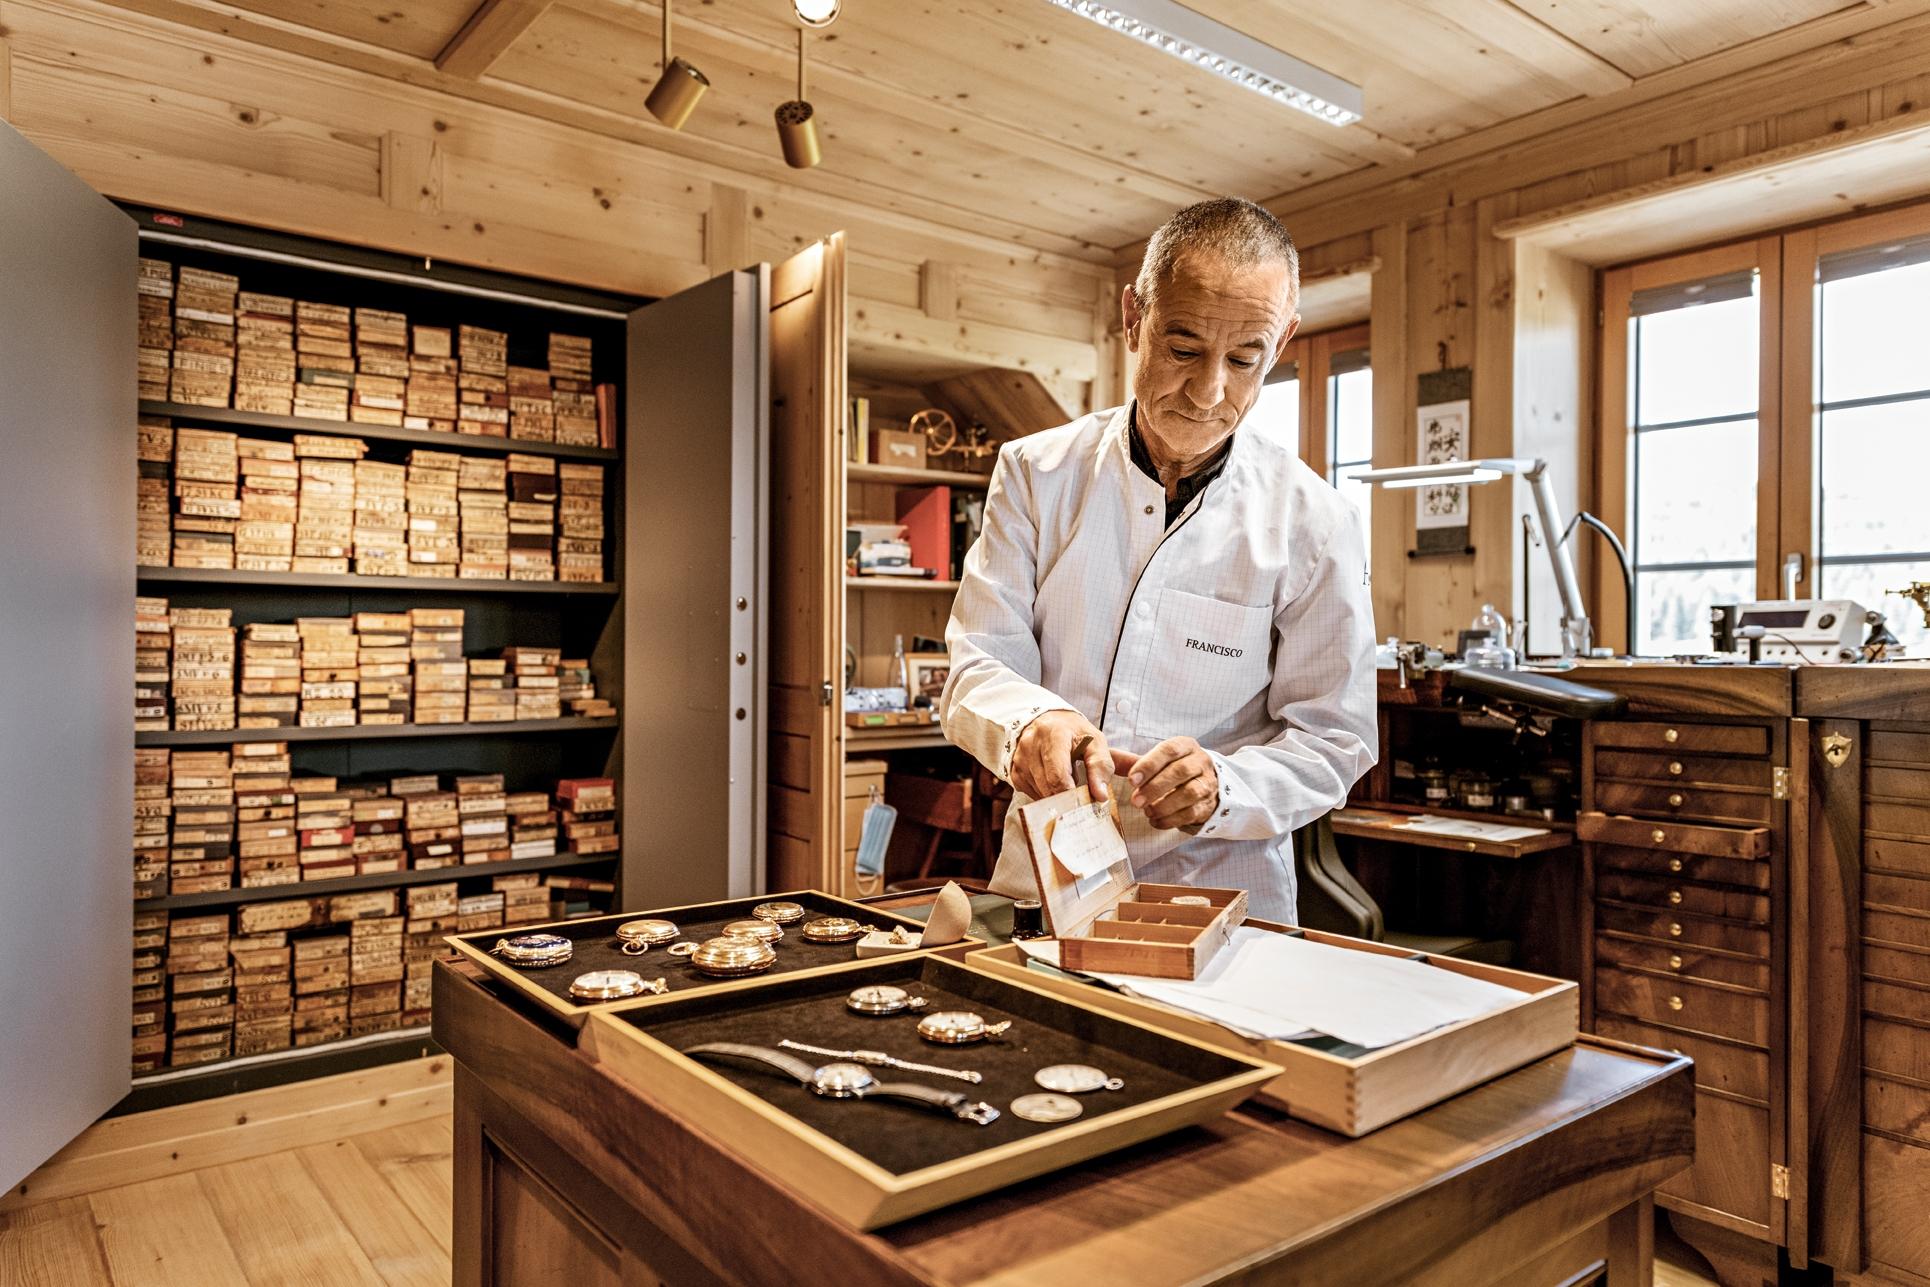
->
left=1783, top=552, right=1806, bottom=599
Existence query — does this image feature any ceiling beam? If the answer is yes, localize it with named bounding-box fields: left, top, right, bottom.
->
left=435, top=0, right=554, bottom=79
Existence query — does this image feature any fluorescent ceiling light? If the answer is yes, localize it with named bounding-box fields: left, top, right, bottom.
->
left=1043, top=0, right=1363, bottom=126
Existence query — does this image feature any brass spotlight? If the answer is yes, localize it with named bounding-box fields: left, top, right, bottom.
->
left=775, top=26, right=822, bottom=169
left=645, top=0, right=709, bottom=130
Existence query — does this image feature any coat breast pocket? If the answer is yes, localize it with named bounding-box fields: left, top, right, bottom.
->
left=1138, top=588, right=1273, bottom=741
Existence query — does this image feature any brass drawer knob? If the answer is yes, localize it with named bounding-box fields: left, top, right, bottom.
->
left=1665, top=728, right=1680, bottom=744
left=1669, top=857, right=1683, bottom=872
left=1668, top=889, right=1683, bottom=905
left=1669, top=921, right=1683, bottom=937
left=1668, top=793, right=1684, bottom=808
left=1669, top=761, right=1683, bottom=776
left=1669, top=995, right=1684, bottom=1011
left=1669, top=954, right=1683, bottom=969
left=1652, top=828, right=1667, bottom=844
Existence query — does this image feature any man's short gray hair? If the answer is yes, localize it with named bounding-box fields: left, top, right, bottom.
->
left=1133, top=197, right=1299, bottom=312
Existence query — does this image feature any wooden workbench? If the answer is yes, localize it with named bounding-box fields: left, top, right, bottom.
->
left=434, top=955, right=1693, bottom=1286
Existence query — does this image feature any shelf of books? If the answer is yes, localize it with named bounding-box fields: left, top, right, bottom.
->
left=125, top=209, right=634, bottom=1104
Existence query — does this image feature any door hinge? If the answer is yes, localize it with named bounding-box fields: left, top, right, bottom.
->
left=820, top=682, right=834, bottom=708
left=1771, top=1163, right=1790, bottom=1200
left=1772, top=767, right=1790, bottom=801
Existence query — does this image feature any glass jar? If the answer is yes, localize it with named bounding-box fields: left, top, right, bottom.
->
left=1458, top=772, right=1497, bottom=811
left=1417, top=765, right=1450, bottom=807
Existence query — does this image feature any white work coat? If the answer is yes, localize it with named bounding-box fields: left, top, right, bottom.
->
left=939, top=403, right=1379, bottom=922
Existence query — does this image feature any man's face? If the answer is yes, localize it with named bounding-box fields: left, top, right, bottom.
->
left=1124, top=252, right=1299, bottom=464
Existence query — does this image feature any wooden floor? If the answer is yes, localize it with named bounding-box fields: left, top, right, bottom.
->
left=0, top=1101, right=1719, bottom=1286
left=0, top=1117, right=451, bottom=1286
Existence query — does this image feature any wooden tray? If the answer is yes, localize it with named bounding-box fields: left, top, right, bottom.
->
left=969, top=924, right=1579, bottom=1137
left=580, top=955, right=1280, bottom=1229
left=445, top=889, right=979, bottom=1030
left=1015, top=782, right=1246, bottom=979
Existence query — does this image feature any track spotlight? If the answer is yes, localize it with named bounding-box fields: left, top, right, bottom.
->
left=645, top=0, right=709, bottom=131
left=793, top=0, right=840, bottom=27
left=775, top=26, right=822, bottom=169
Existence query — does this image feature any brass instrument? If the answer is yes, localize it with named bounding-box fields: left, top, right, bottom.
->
left=912, top=408, right=996, bottom=466
left=1895, top=581, right=1930, bottom=629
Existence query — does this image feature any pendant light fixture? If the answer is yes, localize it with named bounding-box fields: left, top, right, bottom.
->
left=775, top=23, right=822, bottom=169
left=646, top=0, right=710, bottom=130
left=793, top=0, right=840, bottom=26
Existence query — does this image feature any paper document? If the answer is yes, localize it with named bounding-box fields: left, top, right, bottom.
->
left=1020, top=927, right=1525, bottom=1049
left=1047, top=802, right=1128, bottom=878
left=1397, top=815, right=1549, bottom=843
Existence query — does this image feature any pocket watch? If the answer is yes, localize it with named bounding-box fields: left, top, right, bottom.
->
left=1010, top=1092, right=1083, bottom=1123
left=1034, top=1063, right=1125, bottom=1093
left=568, top=969, right=668, bottom=1001
left=845, top=984, right=928, bottom=1016
left=490, top=933, right=573, bottom=968
left=916, top=1011, right=1012, bottom=1045
left=751, top=900, right=806, bottom=925
left=721, top=918, right=784, bottom=945
left=687, top=935, right=778, bottom=977
left=614, top=918, right=680, bottom=956
left=684, top=1042, right=998, bottom=1125
left=800, top=915, right=878, bottom=944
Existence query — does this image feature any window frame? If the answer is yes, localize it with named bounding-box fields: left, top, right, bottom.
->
left=1271, top=321, right=1370, bottom=478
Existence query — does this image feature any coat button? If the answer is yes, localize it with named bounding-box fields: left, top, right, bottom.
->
left=1144, top=504, right=1155, bottom=515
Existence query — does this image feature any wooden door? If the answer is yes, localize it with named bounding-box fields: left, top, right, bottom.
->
left=624, top=268, right=770, bottom=907
left=0, top=123, right=137, bottom=1189
left=766, top=236, right=848, bottom=891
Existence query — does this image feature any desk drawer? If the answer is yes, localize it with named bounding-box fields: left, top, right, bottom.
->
left=1595, top=933, right=1771, bottom=991
left=1594, top=750, right=1772, bottom=789
left=1869, top=728, right=1930, bottom=762
left=1867, top=910, right=1930, bottom=953
left=1869, top=800, right=1930, bottom=838
left=1865, top=944, right=1930, bottom=988
left=1595, top=722, right=1769, bottom=758
left=1579, top=812, right=1770, bottom=859
left=1869, top=837, right=1930, bottom=881
left=1868, top=873, right=1930, bottom=916
left=1597, top=902, right=1770, bottom=958
left=1866, top=1075, right=1930, bottom=1147
left=1593, top=1014, right=1769, bottom=1103
left=1594, top=781, right=1772, bottom=827
left=1596, top=844, right=1769, bottom=891
left=1866, top=979, right=1930, bottom=1025
left=1596, top=871, right=1770, bottom=924
left=1596, top=967, right=1769, bottom=1046
left=1661, top=1091, right=1772, bottom=1229
left=1869, top=765, right=1930, bottom=802
left=1866, top=1016, right=1930, bottom=1084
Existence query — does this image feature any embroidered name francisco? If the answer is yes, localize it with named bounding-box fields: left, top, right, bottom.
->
left=1184, top=638, right=1243, bottom=658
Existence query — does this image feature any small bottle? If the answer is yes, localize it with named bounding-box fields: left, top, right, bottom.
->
left=1009, top=899, right=1048, bottom=941
left=890, top=634, right=909, bottom=697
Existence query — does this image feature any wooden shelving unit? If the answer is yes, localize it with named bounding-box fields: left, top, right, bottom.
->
left=130, top=220, right=634, bottom=1101
left=844, top=577, right=962, bottom=593
left=847, top=462, right=992, bottom=488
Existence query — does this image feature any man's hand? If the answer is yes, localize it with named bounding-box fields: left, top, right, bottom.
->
left=1112, top=736, right=1220, bottom=830
left=1011, top=710, right=1115, bottom=802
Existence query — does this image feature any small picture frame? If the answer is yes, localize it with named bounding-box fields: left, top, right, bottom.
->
left=904, top=652, right=950, bottom=707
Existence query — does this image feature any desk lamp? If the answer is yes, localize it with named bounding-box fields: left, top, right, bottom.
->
left=1354, top=458, right=1632, bottom=661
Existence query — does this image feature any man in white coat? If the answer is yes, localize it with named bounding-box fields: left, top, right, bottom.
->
left=939, top=197, right=1378, bottom=922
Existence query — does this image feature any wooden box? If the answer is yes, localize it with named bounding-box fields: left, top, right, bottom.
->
left=868, top=428, right=925, bottom=471
left=580, top=955, right=1280, bottom=1229
left=969, top=923, right=1579, bottom=1137
left=1017, top=783, right=1246, bottom=979
left=446, top=889, right=979, bottom=1030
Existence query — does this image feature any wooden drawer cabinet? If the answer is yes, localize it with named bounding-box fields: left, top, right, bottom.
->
left=1596, top=843, right=1768, bottom=891
left=1596, top=901, right=1770, bottom=958
left=1867, top=909, right=1930, bottom=952
left=1596, top=967, right=1770, bottom=1046
left=1595, top=933, right=1771, bottom=991
left=1661, top=1091, right=1772, bottom=1228
left=1594, top=780, right=1771, bottom=826
left=1594, top=750, right=1773, bottom=789
left=1866, top=1017, right=1930, bottom=1084
left=1865, top=943, right=1930, bottom=987
left=1865, top=1074, right=1930, bottom=1147
left=1594, top=721, right=1770, bottom=758
left=1592, top=1014, right=1769, bottom=1103
left=1596, top=871, right=1770, bottom=924
left=1865, top=979, right=1930, bottom=1025
left=1578, top=812, right=1770, bottom=859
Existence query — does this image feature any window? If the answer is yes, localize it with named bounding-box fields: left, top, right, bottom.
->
left=1258, top=322, right=1372, bottom=556
left=1252, top=358, right=1300, bottom=448
left=1327, top=346, right=1373, bottom=547
left=1599, top=204, right=1930, bottom=657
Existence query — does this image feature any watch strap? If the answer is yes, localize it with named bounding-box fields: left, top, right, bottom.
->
left=684, top=1041, right=818, bottom=1086
left=871, top=1080, right=1000, bottom=1125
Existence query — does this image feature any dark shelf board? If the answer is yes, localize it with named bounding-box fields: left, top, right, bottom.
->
left=140, top=401, right=617, bottom=462
left=136, top=715, right=619, bottom=747
left=136, top=850, right=620, bottom=912
left=136, top=565, right=617, bottom=596
left=117, top=1028, right=440, bottom=1115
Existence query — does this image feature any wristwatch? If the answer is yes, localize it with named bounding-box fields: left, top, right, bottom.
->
left=685, top=1042, right=1000, bottom=1125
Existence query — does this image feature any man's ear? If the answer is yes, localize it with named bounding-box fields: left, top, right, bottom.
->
left=1121, top=283, right=1144, bottom=352
left=1274, top=311, right=1301, bottom=362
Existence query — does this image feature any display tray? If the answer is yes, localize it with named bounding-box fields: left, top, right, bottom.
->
left=580, top=955, right=1279, bottom=1229
left=446, top=890, right=979, bottom=1029
left=970, top=923, right=1579, bottom=1137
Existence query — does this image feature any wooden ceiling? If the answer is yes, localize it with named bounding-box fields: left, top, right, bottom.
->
left=99, top=0, right=1892, bottom=257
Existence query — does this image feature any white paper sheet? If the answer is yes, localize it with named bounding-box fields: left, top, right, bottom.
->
left=1019, top=927, right=1525, bottom=1049
left=1047, top=802, right=1129, bottom=878
left=1396, top=815, right=1550, bottom=843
